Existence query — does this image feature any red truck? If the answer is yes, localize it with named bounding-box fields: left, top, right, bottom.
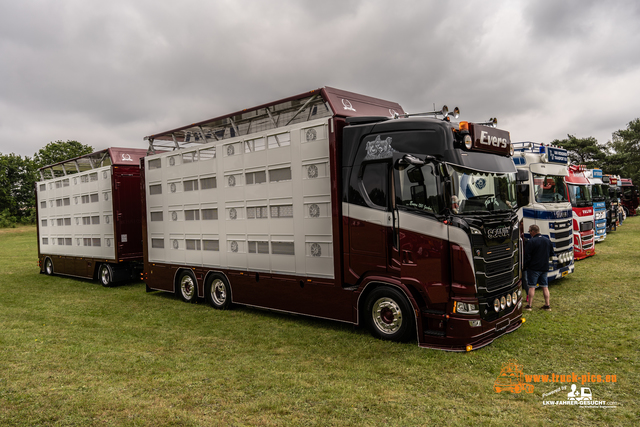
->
left=36, top=148, right=148, bottom=285
left=566, top=165, right=596, bottom=260
left=618, top=178, right=639, bottom=216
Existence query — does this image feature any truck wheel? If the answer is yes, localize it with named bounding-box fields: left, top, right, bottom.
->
left=99, top=264, right=114, bottom=287
left=364, top=286, right=415, bottom=342
left=44, top=258, right=54, bottom=275
left=205, top=275, right=231, bottom=310
left=177, top=270, right=197, bottom=303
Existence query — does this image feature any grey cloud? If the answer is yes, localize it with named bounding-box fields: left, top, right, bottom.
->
left=1, top=0, right=639, bottom=157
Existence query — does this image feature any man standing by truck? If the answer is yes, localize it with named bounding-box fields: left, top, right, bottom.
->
left=524, top=224, right=554, bottom=311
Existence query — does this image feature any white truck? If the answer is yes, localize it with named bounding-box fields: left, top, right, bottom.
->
left=512, top=142, right=574, bottom=280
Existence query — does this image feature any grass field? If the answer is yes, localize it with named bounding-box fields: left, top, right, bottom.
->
left=1, top=222, right=638, bottom=426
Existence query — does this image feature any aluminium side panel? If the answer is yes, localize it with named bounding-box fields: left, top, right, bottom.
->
left=36, top=166, right=117, bottom=277
left=143, top=117, right=335, bottom=281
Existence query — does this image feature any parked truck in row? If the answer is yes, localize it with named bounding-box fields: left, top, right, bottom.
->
left=141, top=87, right=523, bottom=351
left=618, top=178, right=639, bottom=217
left=600, top=175, right=618, bottom=232
left=37, top=87, right=524, bottom=351
left=36, top=148, right=148, bottom=285
left=606, top=175, right=624, bottom=226
left=566, top=165, right=596, bottom=260
left=512, top=142, right=574, bottom=280
left=584, top=169, right=607, bottom=242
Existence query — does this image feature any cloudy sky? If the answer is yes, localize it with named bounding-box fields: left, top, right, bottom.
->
left=1, top=0, right=639, bottom=158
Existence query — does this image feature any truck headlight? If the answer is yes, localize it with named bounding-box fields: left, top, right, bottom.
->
left=456, top=301, right=479, bottom=315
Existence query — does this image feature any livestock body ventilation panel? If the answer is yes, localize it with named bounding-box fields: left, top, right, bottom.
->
left=142, top=87, right=406, bottom=280
left=36, top=148, right=148, bottom=279
left=144, top=116, right=335, bottom=279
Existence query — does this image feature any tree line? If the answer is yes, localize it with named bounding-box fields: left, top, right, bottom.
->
left=0, top=141, right=93, bottom=227
left=1, top=119, right=639, bottom=227
left=552, top=118, right=640, bottom=183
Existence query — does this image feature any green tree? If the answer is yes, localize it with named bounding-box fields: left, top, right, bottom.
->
left=33, top=140, right=93, bottom=170
left=551, top=135, right=609, bottom=168
left=608, top=119, right=640, bottom=184
left=0, top=153, right=37, bottom=225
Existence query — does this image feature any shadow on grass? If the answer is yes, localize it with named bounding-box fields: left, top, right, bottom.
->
left=143, top=286, right=373, bottom=339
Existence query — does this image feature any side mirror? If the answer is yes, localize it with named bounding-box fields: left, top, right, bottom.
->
left=517, top=184, right=530, bottom=207
left=396, top=154, right=425, bottom=169
left=516, top=169, right=528, bottom=184
left=394, top=154, right=436, bottom=169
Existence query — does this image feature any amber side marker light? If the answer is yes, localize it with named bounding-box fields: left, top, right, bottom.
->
left=522, top=318, right=526, bottom=323
left=466, top=345, right=473, bottom=352
left=459, top=121, right=469, bottom=132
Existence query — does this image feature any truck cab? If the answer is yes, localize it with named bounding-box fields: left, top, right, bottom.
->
left=343, top=115, right=523, bottom=350
left=511, top=142, right=574, bottom=280
left=585, top=169, right=607, bottom=242
left=566, top=165, right=596, bottom=260
left=600, top=175, right=617, bottom=232
left=618, top=178, right=639, bottom=217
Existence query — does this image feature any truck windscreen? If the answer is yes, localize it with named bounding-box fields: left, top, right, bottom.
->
left=532, top=174, right=568, bottom=203
left=448, top=165, right=517, bottom=214
left=591, top=183, right=606, bottom=202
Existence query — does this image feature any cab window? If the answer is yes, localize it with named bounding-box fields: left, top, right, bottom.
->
left=395, top=163, right=442, bottom=213
left=360, top=162, right=389, bottom=209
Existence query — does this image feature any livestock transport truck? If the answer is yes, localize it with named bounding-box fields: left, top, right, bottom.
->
left=36, top=148, right=148, bottom=285
left=141, top=87, right=523, bottom=351
left=511, top=142, right=574, bottom=280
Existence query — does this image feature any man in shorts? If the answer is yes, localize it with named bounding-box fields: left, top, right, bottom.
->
left=524, top=224, right=554, bottom=311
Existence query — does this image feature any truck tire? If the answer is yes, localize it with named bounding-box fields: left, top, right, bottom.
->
left=44, top=258, right=54, bottom=275
left=364, top=286, right=415, bottom=342
left=99, top=264, right=114, bottom=287
left=177, top=270, right=197, bottom=303
left=205, top=275, right=231, bottom=310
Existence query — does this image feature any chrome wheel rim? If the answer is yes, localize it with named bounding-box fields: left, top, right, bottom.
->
left=100, top=267, right=110, bottom=285
left=180, top=275, right=195, bottom=300
left=372, top=297, right=403, bottom=334
left=45, top=260, right=52, bottom=274
left=211, top=279, right=227, bottom=306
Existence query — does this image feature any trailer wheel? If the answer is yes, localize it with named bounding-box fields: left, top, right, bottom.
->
left=177, top=270, right=197, bottom=303
left=99, top=264, right=114, bottom=287
left=44, top=258, right=54, bottom=275
left=364, top=286, right=415, bottom=342
left=205, top=275, right=231, bottom=310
